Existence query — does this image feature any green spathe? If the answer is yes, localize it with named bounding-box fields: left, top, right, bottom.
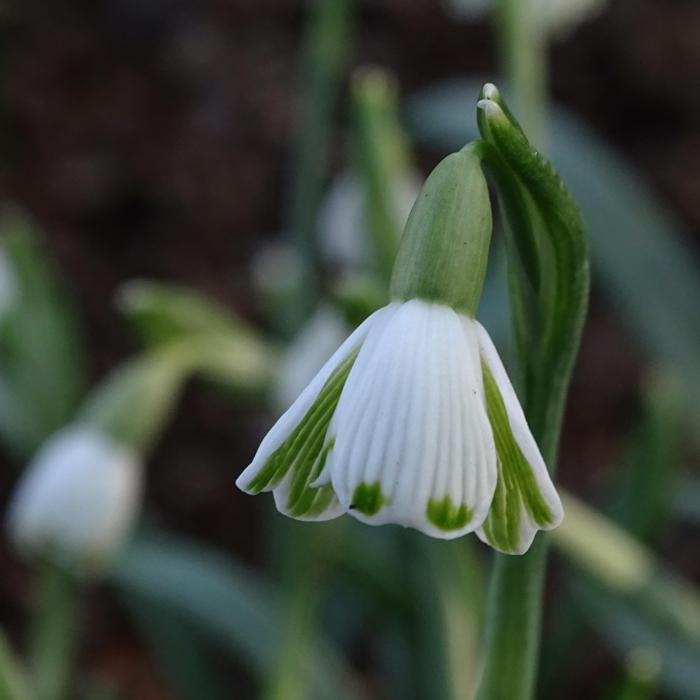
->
left=389, top=144, right=492, bottom=316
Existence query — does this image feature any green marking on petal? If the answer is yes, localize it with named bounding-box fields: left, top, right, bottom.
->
left=427, top=497, right=473, bottom=531
left=481, top=360, right=555, bottom=552
left=244, top=346, right=360, bottom=518
left=350, top=481, right=387, bottom=516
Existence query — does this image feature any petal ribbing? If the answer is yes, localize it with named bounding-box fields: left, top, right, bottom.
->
left=328, top=300, right=497, bottom=538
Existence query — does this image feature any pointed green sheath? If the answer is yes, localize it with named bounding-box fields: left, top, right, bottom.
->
left=390, top=144, right=492, bottom=316
left=474, top=84, right=590, bottom=700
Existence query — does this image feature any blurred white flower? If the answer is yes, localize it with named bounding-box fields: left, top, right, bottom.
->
left=7, top=427, right=142, bottom=574
left=274, top=306, right=349, bottom=411
left=318, top=170, right=421, bottom=271
left=446, top=0, right=607, bottom=37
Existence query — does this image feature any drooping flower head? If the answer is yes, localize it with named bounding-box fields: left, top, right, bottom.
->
left=237, top=143, right=563, bottom=554
left=7, top=426, right=142, bottom=573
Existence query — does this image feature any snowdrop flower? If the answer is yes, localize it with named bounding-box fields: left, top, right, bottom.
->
left=237, top=145, right=563, bottom=554
left=7, top=427, right=142, bottom=573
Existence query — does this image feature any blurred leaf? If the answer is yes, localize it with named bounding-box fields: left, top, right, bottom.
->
left=117, top=280, right=278, bottom=397
left=407, top=80, right=700, bottom=408
left=117, top=280, right=247, bottom=346
left=553, top=492, right=700, bottom=700
left=0, top=629, right=33, bottom=700
left=110, top=532, right=361, bottom=700
left=285, top=0, right=355, bottom=326
left=409, top=537, right=483, bottom=700
left=542, top=370, right=685, bottom=693
left=602, top=647, right=660, bottom=700
left=608, top=369, right=685, bottom=542
left=0, top=210, right=86, bottom=458
left=79, top=346, right=193, bottom=453
left=126, top=597, right=228, bottom=700
left=351, top=67, right=415, bottom=282
left=78, top=679, right=121, bottom=700
left=28, top=564, right=78, bottom=700
left=673, top=476, right=700, bottom=524
left=575, top=579, right=699, bottom=700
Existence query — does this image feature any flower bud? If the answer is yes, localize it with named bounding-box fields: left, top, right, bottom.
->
left=7, top=427, right=142, bottom=575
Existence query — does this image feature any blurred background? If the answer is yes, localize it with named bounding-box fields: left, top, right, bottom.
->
left=0, top=1, right=699, bottom=699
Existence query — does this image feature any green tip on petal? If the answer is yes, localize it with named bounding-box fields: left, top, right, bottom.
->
left=427, top=497, right=473, bottom=531
left=350, top=481, right=388, bottom=516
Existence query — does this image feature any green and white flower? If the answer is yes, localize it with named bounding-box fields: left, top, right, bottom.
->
left=237, top=145, right=563, bottom=554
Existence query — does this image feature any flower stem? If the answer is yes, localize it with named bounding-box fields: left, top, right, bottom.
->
left=494, top=0, right=548, bottom=144
left=28, top=563, right=78, bottom=700
left=287, top=0, right=354, bottom=325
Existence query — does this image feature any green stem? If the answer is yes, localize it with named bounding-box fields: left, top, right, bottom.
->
left=287, top=0, right=354, bottom=326
left=262, top=523, right=337, bottom=700
left=28, top=563, right=78, bottom=700
left=494, top=0, right=548, bottom=144
left=352, top=68, right=412, bottom=284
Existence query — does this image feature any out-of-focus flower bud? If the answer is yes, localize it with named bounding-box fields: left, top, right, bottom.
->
left=7, top=427, right=141, bottom=575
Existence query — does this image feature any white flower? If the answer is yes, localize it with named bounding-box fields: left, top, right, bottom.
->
left=237, top=298, right=563, bottom=554
left=7, top=427, right=142, bottom=573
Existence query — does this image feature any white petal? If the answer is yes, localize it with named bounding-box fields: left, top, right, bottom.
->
left=474, top=321, right=564, bottom=554
left=7, top=427, right=142, bottom=572
left=328, top=300, right=497, bottom=539
left=236, top=305, right=391, bottom=494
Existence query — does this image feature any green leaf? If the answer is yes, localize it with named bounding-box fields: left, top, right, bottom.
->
left=125, top=597, right=228, bottom=700
left=79, top=346, right=193, bottom=454
left=608, top=369, right=685, bottom=542
left=0, top=210, right=86, bottom=458
left=110, top=532, right=361, bottom=700
left=0, top=629, right=33, bottom=700
left=351, top=68, right=413, bottom=282
left=117, top=280, right=278, bottom=397
left=117, top=280, right=247, bottom=345
left=28, top=563, right=78, bottom=700
left=285, top=0, right=355, bottom=328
